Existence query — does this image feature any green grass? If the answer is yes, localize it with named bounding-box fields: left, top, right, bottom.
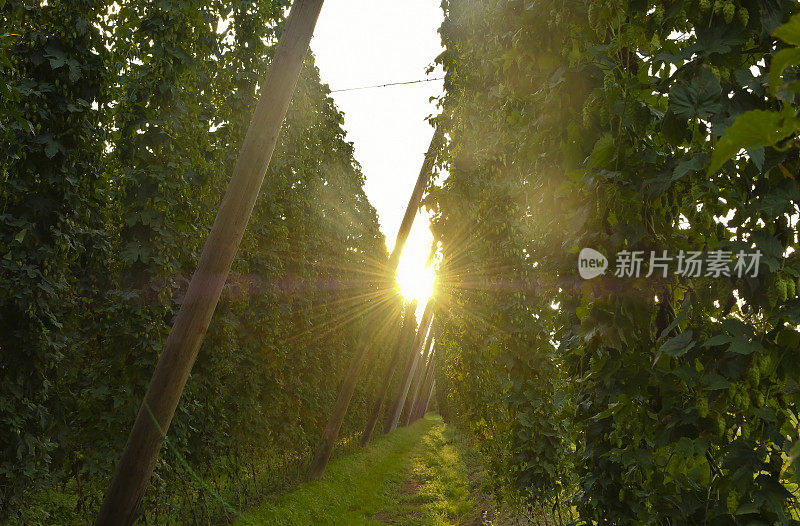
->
left=237, top=414, right=476, bottom=525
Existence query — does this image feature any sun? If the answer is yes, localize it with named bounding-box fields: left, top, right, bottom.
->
left=394, top=214, right=437, bottom=304
left=396, top=257, right=436, bottom=304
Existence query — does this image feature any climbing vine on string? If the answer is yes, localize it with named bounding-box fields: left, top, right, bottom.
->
left=0, top=0, right=389, bottom=522
left=430, top=0, right=800, bottom=522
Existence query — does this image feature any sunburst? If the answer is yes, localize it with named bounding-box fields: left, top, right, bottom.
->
left=394, top=213, right=436, bottom=305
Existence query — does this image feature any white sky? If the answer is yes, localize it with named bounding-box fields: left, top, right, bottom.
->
left=311, top=1, right=444, bottom=288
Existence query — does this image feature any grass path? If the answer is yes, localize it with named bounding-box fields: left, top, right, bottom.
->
left=236, top=414, right=476, bottom=525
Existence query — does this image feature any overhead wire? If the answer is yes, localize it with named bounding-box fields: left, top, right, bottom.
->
left=330, top=77, right=444, bottom=93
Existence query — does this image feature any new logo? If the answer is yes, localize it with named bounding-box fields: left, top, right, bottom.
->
left=578, top=248, right=608, bottom=280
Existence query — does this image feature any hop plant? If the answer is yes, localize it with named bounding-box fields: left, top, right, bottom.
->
left=715, top=414, right=727, bottom=436
left=738, top=6, right=749, bottom=26
left=603, top=72, right=615, bottom=91
left=757, top=352, right=773, bottom=376
left=582, top=96, right=598, bottom=128
left=777, top=277, right=788, bottom=303
left=723, top=1, right=736, bottom=23
left=736, top=390, right=750, bottom=410
left=766, top=277, right=779, bottom=308
left=727, top=490, right=739, bottom=512
left=709, top=65, right=729, bottom=84
left=599, top=102, right=610, bottom=121
left=697, top=395, right=709, bottom=418
left=699, top=0, right=711, bottom=12
left=741, top=421, right=752, bottom=439
left=746, top=364, right=760, bottom=387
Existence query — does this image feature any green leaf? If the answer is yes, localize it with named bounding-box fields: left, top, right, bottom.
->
left=773, top=13, right=800, bottom=46
left=727, top=338, right=762, bottom=355
left=753, top=189, right=791, bottom=216
left=672, top=154, right=709, bottom=181
left=669, top=67, right=721, bottom=120
left=735, top=501, right=761, bottom=515
left=746, top=148, right=765, bottom=171
left=47, top=55, right=66, bottom=69
left=703, top=372, right=731, bottom=390
left=659, top=330, right=695, bottom=357
left=703, top=334, right=733, bottom=347
left=658, top=294, right=692, bottom=340
left=44, top=139, right=59, bottom=159
left=588, top=133, right=615, bottom=169
left=769, top=47, right=800, bottom=95
left=708, top=107, right=800, bottom=174
left=518, top=412, right=536, bottom=428
left=693, top=25, right=745, bottom=56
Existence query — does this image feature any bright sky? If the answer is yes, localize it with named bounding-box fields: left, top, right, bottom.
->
left=312, top=1, right=444, bottom=308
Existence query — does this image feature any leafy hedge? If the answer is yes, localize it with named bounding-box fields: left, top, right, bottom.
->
left=431, top=0, right=800, bottom=522
left=1, top=0, right=394, bottom=522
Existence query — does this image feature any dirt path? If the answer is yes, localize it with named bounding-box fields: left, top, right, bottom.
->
left=237, top=414, right=481, bottom=525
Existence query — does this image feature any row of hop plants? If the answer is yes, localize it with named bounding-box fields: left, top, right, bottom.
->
left=430, top=0, right=800, bottom=523
left=1, top=0, right=402, bottom=523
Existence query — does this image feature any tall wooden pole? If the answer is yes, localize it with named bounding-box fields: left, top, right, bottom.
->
left=388, top=307, right=433, bottom=432
left=387, top=127, right=442, bottom=272
left=411, top=352, right=435, bottom=421
left=306, top=301, right=394, bottom=477
left=421, top=378, right=436, bottom=417
left=401, top=328, right=434, bottom=426
left=385, top=302, right=433, bottom=433
left=95, top=2, right=324, bottom=523
left=360, top=301, right=417, bottom=446
left=307, top=128, right=442, bottom=479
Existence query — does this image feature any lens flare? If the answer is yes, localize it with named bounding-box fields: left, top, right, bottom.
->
left=394, top=213, right=436, bottom=304
left=396, top=258, right=435, bottom=304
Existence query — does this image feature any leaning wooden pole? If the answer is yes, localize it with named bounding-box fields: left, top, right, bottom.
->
left=388, top=307, right=434, bottom=432
left=307, top=128, right=442, bottom=479
left=385, top=302, right=433, bottom=433
left=409, top=350, right=433, bottom=421
left=411, top=353, right=436, bottom=421
left=95, top=2, right=323, bottom=523
left=421, top=378, right=436, bottom=417
left=360, top=301, right=417, bottom=446
left=387, top=127, right=443, bottom=272
left=401, top=328, right=434, bottom=426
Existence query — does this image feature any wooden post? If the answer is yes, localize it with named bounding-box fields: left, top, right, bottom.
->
left=409, top=352, right=432, bottom=421
left=422, top=378, right=436, bottom=417
left=411, top=353, right=435, bottom=421
left=387, top=127, right=443, bottom=272
left=388, top=306, right=434, bottom=432
left=95, top=2, right=324, bottom=523
left=307, top=128, right=442, bottom=479
left=360, top=301, right=417, bottom=446
left=410, top=360, right=430, bottom=420
left=306, top=300, right=395, bottom=479
left=384, top=300, right=433, bottom=433
left=401, top=328, right=434, bottom=426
